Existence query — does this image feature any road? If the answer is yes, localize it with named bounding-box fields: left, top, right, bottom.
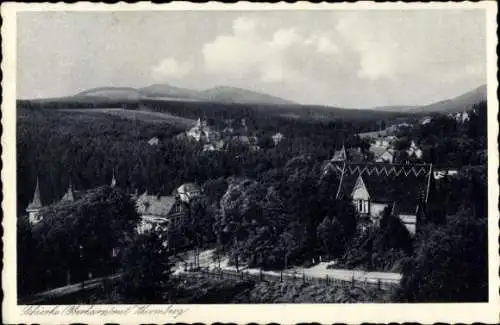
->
left=19, top=273, right=122, bottom=304
left=173, top=249, right=401, bottom=285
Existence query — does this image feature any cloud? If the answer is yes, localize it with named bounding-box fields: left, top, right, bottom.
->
left=152, top=57, right=192, bottom=80
left=333, top=11, right=486, bottom=83
left=202, top=17, right=345, bottom=84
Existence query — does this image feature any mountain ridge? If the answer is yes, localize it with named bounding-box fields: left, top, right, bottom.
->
left=38, top=83, right=487, bottom=114
left=74, top=83, right=296, bottom=106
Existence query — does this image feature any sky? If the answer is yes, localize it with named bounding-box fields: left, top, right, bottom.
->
left=17, top=9, right=487, bottom=108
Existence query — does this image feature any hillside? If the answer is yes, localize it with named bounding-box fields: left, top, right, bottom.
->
left=420, top=84, right=487, bottom=113
left=378, top=85, right=486, bottom=114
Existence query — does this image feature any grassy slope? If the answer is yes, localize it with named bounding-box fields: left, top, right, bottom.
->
left=56, top=108, right=196, bottom=127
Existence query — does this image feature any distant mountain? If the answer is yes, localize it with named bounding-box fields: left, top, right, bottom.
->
left=75, top=87, right=143, bottom=100
left=378, top=85, right=487, bottom=114
left=139, top=84, right=201, bottom=100
left=420, top=84, right=487, bottom=113
left=72, top=84, right=295, bottom=105
left=200, top=86, right=296, bottom=105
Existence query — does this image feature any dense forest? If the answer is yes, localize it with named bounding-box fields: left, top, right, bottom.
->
left=17, top=97, right=488, bottom=302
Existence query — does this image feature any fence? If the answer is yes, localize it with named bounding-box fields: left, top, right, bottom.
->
left=179, top=266, right=398, bottom=291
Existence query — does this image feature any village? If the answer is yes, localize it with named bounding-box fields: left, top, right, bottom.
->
left=21, top=111, right=474, bottom=298
left=12, top=7, right=490, bottom=308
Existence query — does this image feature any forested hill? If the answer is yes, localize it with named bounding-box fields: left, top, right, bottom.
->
left=377, top=84, right=487, bottom=114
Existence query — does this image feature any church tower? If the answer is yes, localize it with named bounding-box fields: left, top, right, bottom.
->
left=26, top=177, right=43, bottom=224
left=111, top=168, right=117, bottom=188
left=61, top=179, right=75, bottom=202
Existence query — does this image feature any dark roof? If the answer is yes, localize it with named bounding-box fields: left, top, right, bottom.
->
left=136, top=193, right=176, bottom=216
left=331, top=146, right=365, bottom=163
left=326, top=162, right=433, bottom=215
left=346, top=148, right=365, bottom=163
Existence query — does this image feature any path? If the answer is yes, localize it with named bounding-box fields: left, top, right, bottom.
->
left=19, top=273, right=122, bottom=304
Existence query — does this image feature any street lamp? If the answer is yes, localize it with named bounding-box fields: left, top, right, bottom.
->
left=79, top=245, right=85, bottom=290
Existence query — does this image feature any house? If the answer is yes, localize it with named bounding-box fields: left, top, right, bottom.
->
left=372, top=148, right=395, bottom=163
left=433, top=169, right=459, bottom=180
left=175, top=182, right=202, bottom=204
left=135, top=184, right=203, bottom=249
left=331, top=145, right=365, bottom=163
left=202, top=140, right=225, bottom=153
left=272, top=132, right=285, bottom=146
left=135, top=192, right=181, bottom=234
left=186, top=118, right=213, bottom=142
left=373, top=136, right=395, bottom=148
left=420, top=116, right=433, bottom=125
left=369, top=138, right=395, bottom=163
left=406, top=141, right=423, bottom=159
left=148, top=137, right=160, bottom=146
left=323, top=161, right=433, bottom=235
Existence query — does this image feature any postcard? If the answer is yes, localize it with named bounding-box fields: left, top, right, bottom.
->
left=2, top=2, right=499, bottom=324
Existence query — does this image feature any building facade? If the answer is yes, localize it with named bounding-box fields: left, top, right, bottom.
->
left=323, top=156, right=433, bottom=235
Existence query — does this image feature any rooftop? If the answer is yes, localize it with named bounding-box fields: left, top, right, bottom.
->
left=326, top=162, right=433, bottom=215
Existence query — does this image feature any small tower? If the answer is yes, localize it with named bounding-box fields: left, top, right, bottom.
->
left=26, top=177, right=43, bottom=224
left=61, top=179, right=75, bottom=202
left=331, top=145, right=347, bottom=162
left=111, top=168, right=117, bottom=188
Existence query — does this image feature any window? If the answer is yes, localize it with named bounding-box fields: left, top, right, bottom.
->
left=357, top=200, right=370, bottom=214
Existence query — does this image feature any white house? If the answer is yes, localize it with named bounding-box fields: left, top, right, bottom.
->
left=272, top=132, right=285, bottom=146
left=148, top=137, right=160, bottom=146
left=406, top=141, right=423, bottom=159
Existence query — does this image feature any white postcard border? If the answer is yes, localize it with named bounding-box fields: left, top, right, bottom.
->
left=2, top=2, right=499, bottom=324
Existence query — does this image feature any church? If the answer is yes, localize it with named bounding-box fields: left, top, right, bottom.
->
left=25, top=170, right=119, bottom=225
left=323, top=146, right=434, bottom=235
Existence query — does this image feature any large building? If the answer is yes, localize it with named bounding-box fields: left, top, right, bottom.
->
left=323, top=153, right=434, bottom=235
left=26, top=171, right=118, bottom=225
left=186, top=118, right=214, bottom=143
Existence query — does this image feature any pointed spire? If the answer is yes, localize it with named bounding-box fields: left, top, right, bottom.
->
left=61, top=179, right=75, bottom=202
left=27, top=177, right=42, bottom=210
left=111, top=168, right=117, bottom=188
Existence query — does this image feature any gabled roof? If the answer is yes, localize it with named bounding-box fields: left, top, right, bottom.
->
left=352, top=175, right=370, bottom=199
left=331, top=146, right=347, bottom=161
left=328, top=162, right=433, bottom=215
left=331, top=145, right=364, bottom=163
left=136, top=193, right=176, bottom=216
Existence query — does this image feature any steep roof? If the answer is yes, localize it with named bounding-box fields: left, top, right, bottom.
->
left=136, top=193, right=176, bottom=216
left=331, top=146, right=347, bottom=161
left=26, top=178, right=42, bottom=211
left=177, top=183, right=201, bottom=195
left=327, top=162, right=433, bottom=215
left=331, top=145, right=364, bottom=163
